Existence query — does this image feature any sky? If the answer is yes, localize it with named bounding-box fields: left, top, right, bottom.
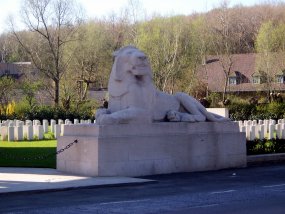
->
left=0, top=0, right=276, bottom=33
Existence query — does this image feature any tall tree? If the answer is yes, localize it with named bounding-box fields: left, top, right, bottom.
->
left=185, top=16, right=211, bottom=97
left=10, top=0, right=82, bottom=106
left=136, top=16, right=194, bottom=93
left=66, top=21, right=113, bottom=105
left=209, top=1, right=236, bottom=103
left=255, top=21, right=285, bottom=98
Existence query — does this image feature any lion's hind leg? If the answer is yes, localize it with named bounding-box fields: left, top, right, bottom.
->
left=174, top=92, right=206, bottom=122
left=166, top=110, right=196, bottom=122
left=174, top=92, right=230, bottom=122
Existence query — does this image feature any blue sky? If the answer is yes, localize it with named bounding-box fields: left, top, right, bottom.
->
left=0, top=0, right=274, bottom=33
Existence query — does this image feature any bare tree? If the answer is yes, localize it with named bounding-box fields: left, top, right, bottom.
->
left=210, top=1, right=235, bottom=103
left=69, top=21, right=113, bottom=103
left=10, top=0, right=82, bottom=106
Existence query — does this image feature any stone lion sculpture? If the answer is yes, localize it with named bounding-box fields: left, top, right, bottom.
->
left=96, top=46, right=229, bottom=124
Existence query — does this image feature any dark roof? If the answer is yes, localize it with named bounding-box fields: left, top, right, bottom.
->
left=0, top=63, right=28, bottom=79
left=197, top=53, right=285, bottom=92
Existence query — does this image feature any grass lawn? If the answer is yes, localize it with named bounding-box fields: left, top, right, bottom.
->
left=0, top=140, right=57, bottom=168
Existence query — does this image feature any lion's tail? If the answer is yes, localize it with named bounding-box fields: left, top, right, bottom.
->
left=174, top=92, right=230, bottom=122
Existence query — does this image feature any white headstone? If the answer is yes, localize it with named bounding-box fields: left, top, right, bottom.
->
left=241, top=126, right=246, bottom=133
left=246, top=125, right=251, bottom=140
left=26, top=120, right=32, bottom=126
left=264, top=120, right=269, bottom=133
left=54, top=124, right=61, bottom=139
left=74, top=119, right=79, bottom=124
left=51, top=120, right=56, bottom=133
left=276, top=124, right=282, bottom=139
left=43, top=120, right=49, bottom=133
left=249, top=125, right=255, bottom=141
left=238, top=121, right=243, bottom=127
left=255, top=125, right=260, bottom=139
left=0, top=126, right=8, bottom=141
left=270, top=119, right=276, bottom=125
left=8, top=126, right=14, bottom=141
left=282, top=124, right=285, bottom=139
left=61, top=124, right=66, bottom=136
left=33, top=120, right=41, bottom=125
left=34, top=125, right=44, bottom=140
left=24, top=125, right=33, bottom=140
left=14, top=126, right=23, bottom=141
left=268, top=124, right=275, bottom=139
left=259, top=125, right=265, bottom=140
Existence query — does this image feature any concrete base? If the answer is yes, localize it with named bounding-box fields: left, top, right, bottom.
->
left=206, top=108, right=229, bottom=118
left=57, top=122, right=246, bottom=177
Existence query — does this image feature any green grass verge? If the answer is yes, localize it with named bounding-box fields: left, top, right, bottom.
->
left=0, top=140, right=57, bottom=168
left=247, top=139, right=285, bottom=155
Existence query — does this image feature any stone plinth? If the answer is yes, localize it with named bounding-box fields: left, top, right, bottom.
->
left=57, top=122, right=246, bottom=177
left=206, top=108, right=229, bottom=118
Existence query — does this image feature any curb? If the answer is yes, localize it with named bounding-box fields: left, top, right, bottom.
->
left=0, top=180, right=156, bottom=196
left=247, top=153, right=285, bottom=166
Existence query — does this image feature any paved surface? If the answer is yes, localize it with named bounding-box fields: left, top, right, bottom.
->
left=0, top=163, right=285, bottom=213
left=0, top=168, right=154, bottom=194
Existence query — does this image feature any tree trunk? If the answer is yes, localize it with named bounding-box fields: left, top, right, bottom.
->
left=223, top=76, right=228, bottom=103
left=54, top=79, right=59, bottom=106
left=82, top=82, right=89, bottom=101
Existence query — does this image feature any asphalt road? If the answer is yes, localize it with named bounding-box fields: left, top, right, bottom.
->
left=1, top=163, right=285, bottom=214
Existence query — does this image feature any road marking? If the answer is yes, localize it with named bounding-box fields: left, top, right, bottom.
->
left=271, top=189, right=285, bottom=192
left=210, top=190, right=236, bottom=194
left=189, top=204, right=220, bottom=209
left=99, top=199, right=150, bottom=205
left=263, top=184, right=285, bottom=188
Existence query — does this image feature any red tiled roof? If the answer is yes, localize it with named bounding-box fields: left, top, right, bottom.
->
left=197, top=53, right=285, bottom=92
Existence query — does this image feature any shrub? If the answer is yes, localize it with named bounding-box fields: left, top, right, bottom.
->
left=208, top=92, right=222, bottom=107
left=247, top=139, right=285, bottom=155
left=10, top=99, right=98, bottom=121
left=229, top=103, right=257, bottom=121
left=229, top=100, right=285, bottom=121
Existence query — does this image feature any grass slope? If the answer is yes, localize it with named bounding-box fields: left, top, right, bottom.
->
left=0, top=140, right=57, bottom=168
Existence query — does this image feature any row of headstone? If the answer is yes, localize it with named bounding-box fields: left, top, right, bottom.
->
left=237, top=119, right=285, bottom=140
left=0, top=119, right=95, bottom=141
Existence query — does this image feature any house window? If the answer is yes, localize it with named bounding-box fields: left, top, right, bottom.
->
left=276, top=75, right=284, bottom=83
left=228, top=77, right=237, bottom=85
left=253, top=76, right=260, bottom=84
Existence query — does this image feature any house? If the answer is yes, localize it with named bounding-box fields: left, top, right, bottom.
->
left=0, top=62, right=31, bottom=79
left=197, top=53, right=285, bottom=93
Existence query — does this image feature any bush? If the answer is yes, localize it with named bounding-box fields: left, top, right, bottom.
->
left=247, top=139, right=285, bottom=155
left=229, top=103, right=257, bottom=121
left=9, top=99, right=98, bottom=121
left=229, top=101, right=285, bottom=121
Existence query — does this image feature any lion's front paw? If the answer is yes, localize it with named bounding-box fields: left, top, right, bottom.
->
left=95, top=108, right=110, bottom=120
left=166, top=110, right=181, bottom=122
left=193, top=115, right=206, bottom=122
left=96, top=114, right=119, bottom=125
left=181, top=114, right=195, bottom=122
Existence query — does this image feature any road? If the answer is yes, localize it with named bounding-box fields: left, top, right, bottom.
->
left=1, top=163, right=285, bottom=214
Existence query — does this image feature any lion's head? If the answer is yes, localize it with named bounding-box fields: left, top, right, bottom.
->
left=108, top=46, right=153, bottom=97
